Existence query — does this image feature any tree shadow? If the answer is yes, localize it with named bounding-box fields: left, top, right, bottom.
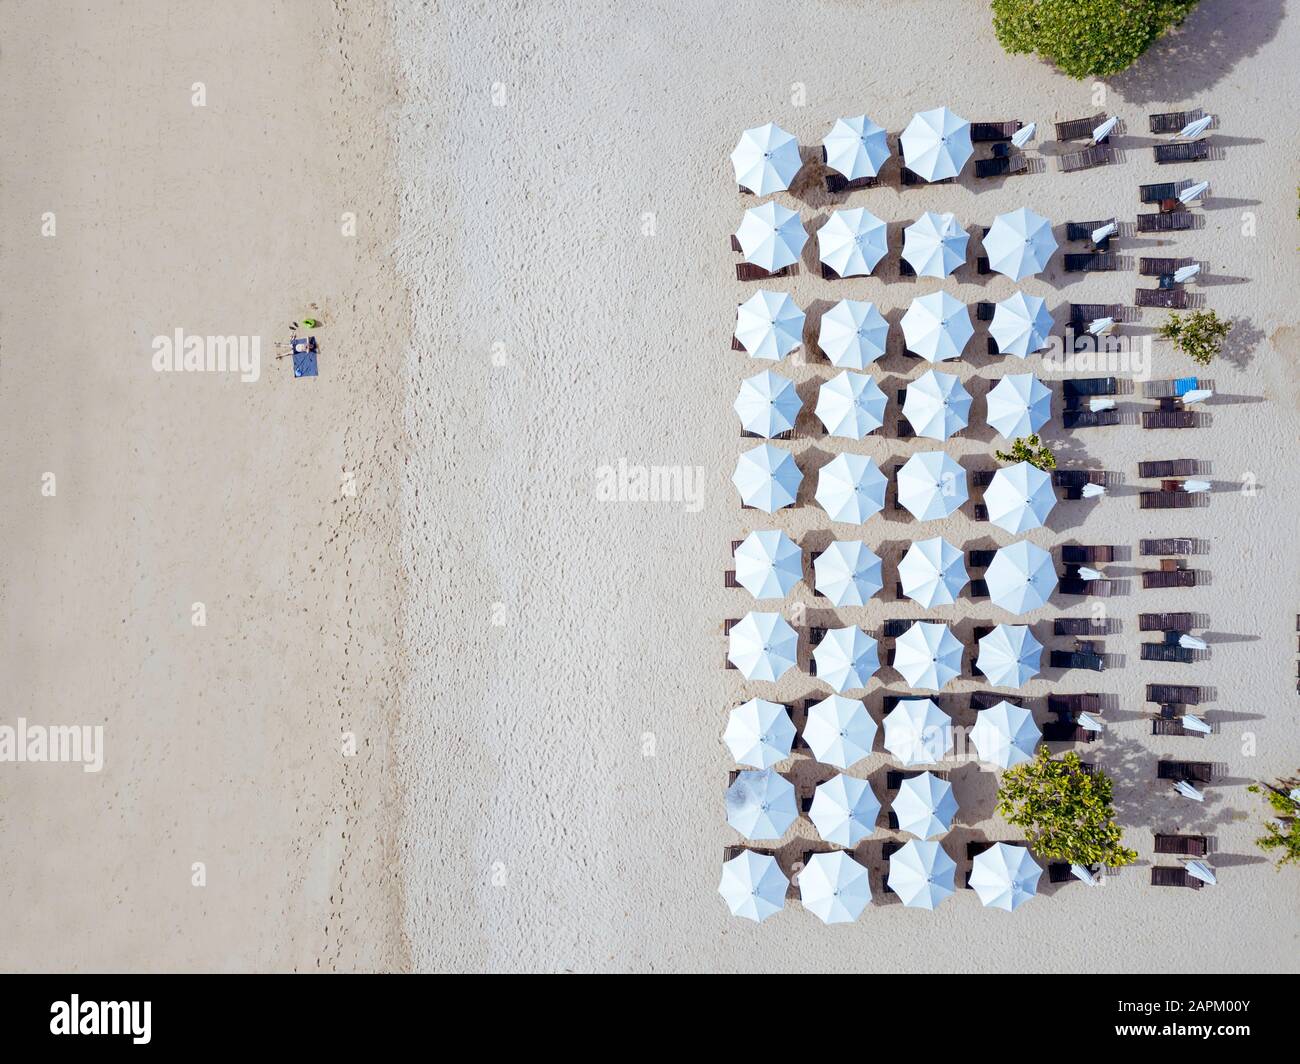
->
left=1109, top=0, right=1287, bottom=105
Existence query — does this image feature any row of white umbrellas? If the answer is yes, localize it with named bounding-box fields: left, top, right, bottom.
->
left=727, top=694, right=1040, bottom=773
left=734, top=447, right=1059, bottom=529
left=736, top=367, right=1052, bottom=440
left=731, top=108, right=982, bottom=194
left=729, top=607, right=1054, bottom=687
left=720, top=840, right=1042, bottom=921
left=732, top=111, right=1213, bottom=197
left=736, top=202, right=1058, bottom=280
left=737, top=289, right=1055, bottom=363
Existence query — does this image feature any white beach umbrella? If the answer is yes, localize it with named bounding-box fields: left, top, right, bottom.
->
left=815, top=453, right=887, bottom=524
left=809, top=773, right=881, bottom=847
left=1181, top=387, right=1211, bottom=404
left=883, top=696, right=955, bottom=764
left=727, top=611, right=799, bottom=682
left=1175, top=115, right=1213, bottom=140
left=901, top=291, right=973, bottom=363
left=970, top=842, right=1042, bottom=912
left=1179, top=634, right=1208, bottom=651
left=1185, top=860, right=1217, bottom=885
left=813, top=540, right=883, bottom=607
left=1077, top=712, right=1104, bottom=733
left=976, top=624, right=1044, bottom=688
left=902, top=211, right=969, bottom=278
left=1183, top=478, right=1211, bottom=493
left=986, top=541, right=1058, bottom=615
left=888, top=839, right=957, bottom=909
left=799, top=850, right=872, bottom=923
left=900, top=106, right=973, bottom=181
left=733, top=529, right=803, bottom=599
left=815, top=370, right=888, bottom=439
left=822, top=114, right=890, bottom=179
left=1091, top=221, right=1118, bottom=244
left=989, top=291, right=1054, bottom=358
left=812, top=629, right=881, bottom=696
left=1182, top=714, right=1212, bottom=735
left=894, top=771, right=959, bottom=839
left=732, top=443, right=802, bottom=513
left=731, top=122, right=802, bottom=196
left=903, top=368, right=972, bottom=440
left=818, top=299, right=889, bottom=368
left=896, top=451, right=969, bottom=520
left=736, top=201, right=808, bottom=271
left=726, top=768, right=798, bottom=840
left=893, top=621, right=964, bottom=691
left=1088, top=317, right=1116, bottom=337
left=984, top=207, right=1058, bottom=281
left=1173, top=263, right=1202, bottom=283
left=1081, top=482, right=1106, bottom=498
left=724, top=698, right=796, bottom=769
left=986, top=373, right=1052, bottom=437
left=735, top=289, right=806, bottom=360
left=970, top=700, right=1041, bottom=768
left=803, top=693, right=877, bottom=768
left=718, top=849, right=789, bottom=922
left=734, top=370, right=802, bottom=438
left=985, top=461, right=1057, bottom=533
left=1071, top=864, right=1099, bottom=886
left=1174, top=780, right=1205, bottom=801
left=898, top=536, right=969, bottom=608
left=1010, top=122, right=1036, bottom=149
left=818, top=207, right=889, bottom=277
left=1077, top=566, right=1104, bottom=581
left=1178, top=180, right=1210, bottom=204
left=1092, top=115, right=1118, bottom=142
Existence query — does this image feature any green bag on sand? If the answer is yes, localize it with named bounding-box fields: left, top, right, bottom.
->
left=301, top=318, right=320, bottom=328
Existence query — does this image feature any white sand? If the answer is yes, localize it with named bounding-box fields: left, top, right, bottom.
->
left=2, top=0, right=1297, bottom=973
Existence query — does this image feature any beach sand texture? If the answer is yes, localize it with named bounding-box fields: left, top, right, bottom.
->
left=1, top=0, right=1298, bottom=972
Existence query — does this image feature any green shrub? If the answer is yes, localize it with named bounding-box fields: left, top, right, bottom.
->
left=991, top=0, right=1201, bottom=78
left=995, top=434, right=1056, bottom=471
left=1247, top=780, right=1300, bottom=869
left=1157, top=309, right=1233, bottom=366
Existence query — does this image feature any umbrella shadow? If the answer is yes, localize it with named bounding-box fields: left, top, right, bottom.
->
left=1218, top=316, right=1265, bottom=370
left=1108, top=0, right=1286, bottom=104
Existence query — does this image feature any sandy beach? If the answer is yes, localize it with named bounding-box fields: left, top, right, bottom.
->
left=2, top=0, right=1298, bottom=973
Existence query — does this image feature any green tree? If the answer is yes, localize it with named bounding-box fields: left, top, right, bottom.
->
left=1157, top=309, right=1233, bottom=366
left=1246, top=777, right=1300, bottom=869
left=991, top=0, right=1201, bottom=79
left=994, top=434, right=1056, bottom=471
left=996, top=750, right=1137, bottom=867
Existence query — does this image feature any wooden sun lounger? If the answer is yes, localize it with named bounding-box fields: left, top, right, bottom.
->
left=1066, top=218, right=1115, bottom=242
left=966, top=549, right=996, bottom=569
left=1064, top=253, right=1116, bottom=272
left=1155, top=141, right=1210, bottom=164
left=736, top=262, right=793, bottom=282
left=1157, top=759, right=1213, bottom=783
left=1142, top=642, right=1196, bottom=663
left=1149, top=109, right=1204, bottom=134
left=969, top=690, right=1022, bottom=711
left=1140, top=537, right=1195, bottom=556
left=1140, top=612, right=1197, bottom=632
left=1060, top=544, right=1114, bottom=564
left=972, top=301, right=996, bottom=323
left=1138, top=459, right=1200, bottom=478
left=1055, top=113, right=1106, bottom=141
left=900, top=167, right=955, bottom=186
left=1053, top=471, right=1107, bottom=489
left=885, top=768, right=950, bottom=790
left=1143, top=568, right=1198, bottom=589
left=1139, top=490, right=1200, bottom=509
left=825, top=172, right=881, bottom=194
left=1151, top=866, right=1204, bottom=889
left=1058, top=145, right=1112, bottom=172
left=1148, top=683, right=1202, bottom=705
left=975, top=156, right=1028, bottom=179
left=1058, top=578, right=1112, bottom=597
left=1055, top=617, right=1104, bottom=636
left=1069, top=302, right=1120, bottom=324
left=1063, top=409, right=1119, bottom=429
left=1042, top=720, right=1098, bottom=741
left=1139, top=257, right=1195, bottom=277
left=1048, top=693, right=1101, bottom=716
left=1049, top=650, right=1106, bottom=672
left=1063, top=376, right=1118, bottom=398
left=1137, top=211, right=1195, bottom=233
left=1155, top=833, right=1209, bottom=856
left=1142, top=409, right=1198, bottom=429
left=1139, top=181, right=1180, bottom=203
left=1135, top=287, right=1188, bottom=309
left=971, top=120, right=1022, bottom=142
